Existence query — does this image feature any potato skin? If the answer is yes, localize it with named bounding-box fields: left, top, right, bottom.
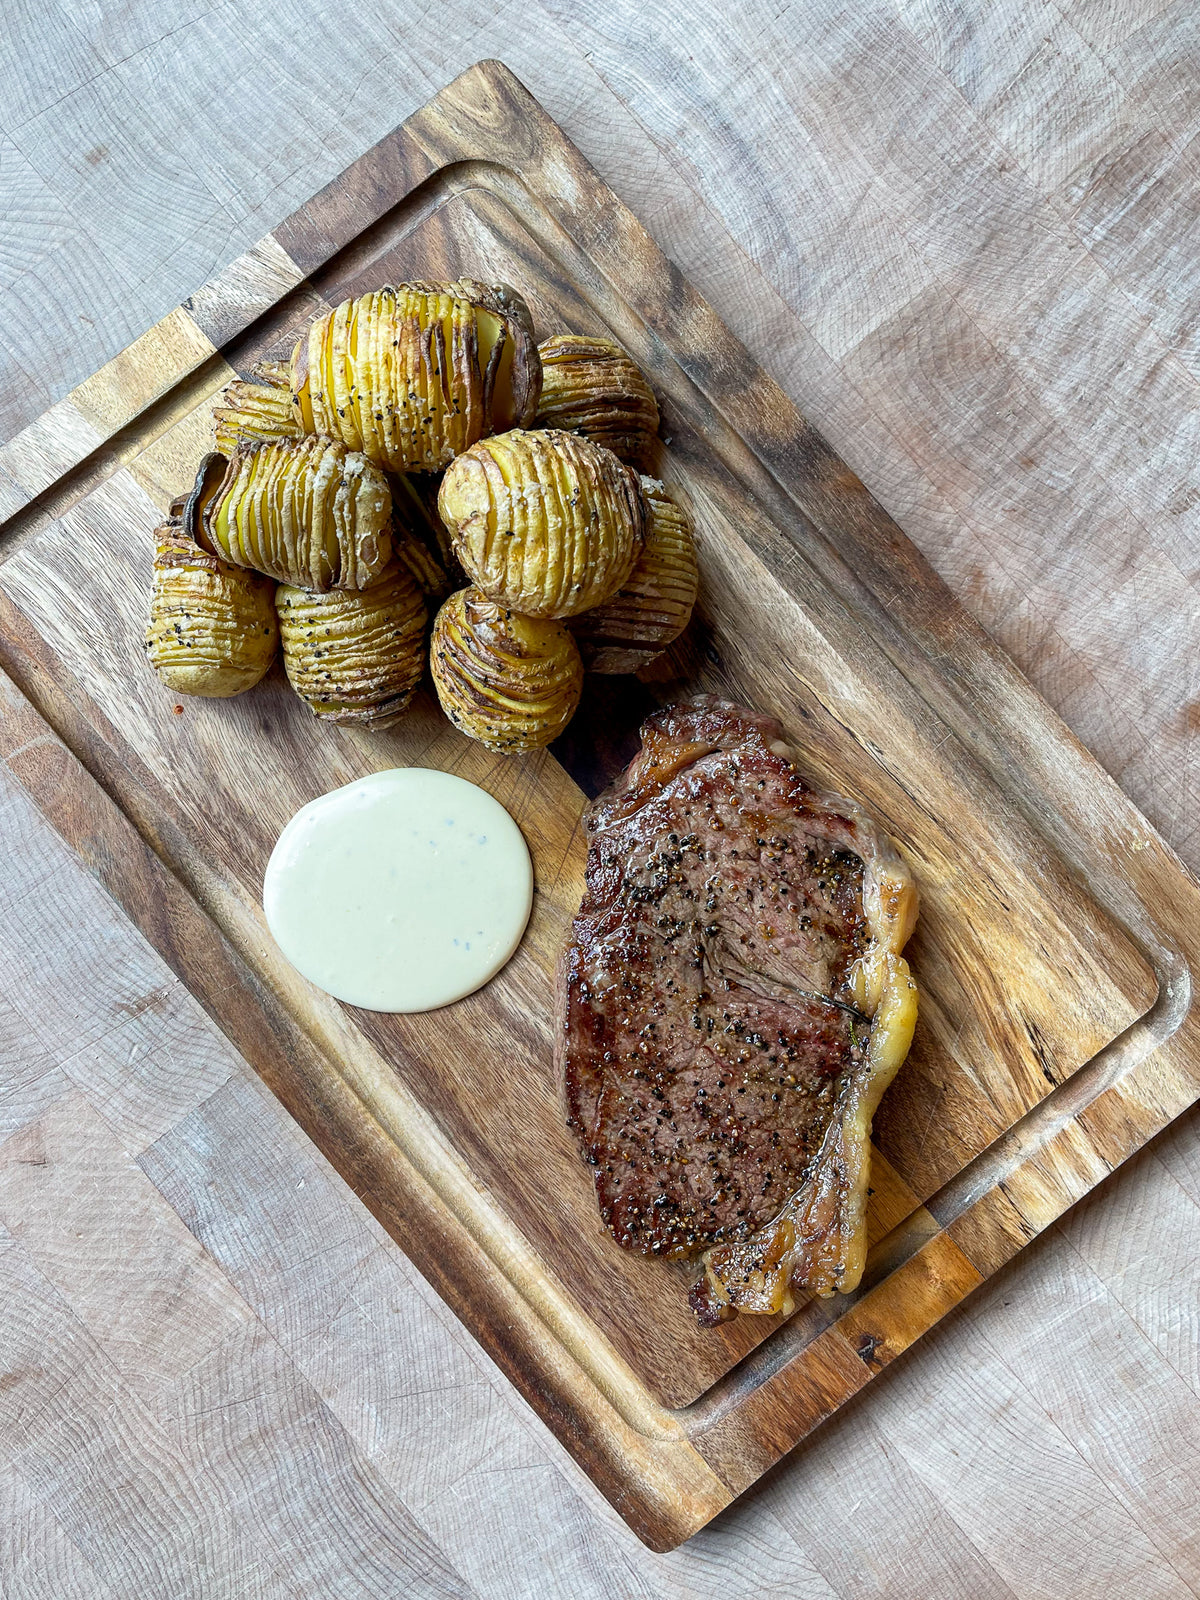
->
left=145, top=519, right=277, bottom=698
left=211, top=361, right=300, bottom=457
left=438, top=429, right=644, bottom=619
left=390, top=470, right=458, bottom=573
left=430, top=586, right=583, bottom=754
left=387, top=472, right=460, bottom=601
left=535, top=334, right=659, bottom=469
left=202, top=436, right=392, bottom=592
left=572, top=478, right=699, bottom=673
left=291, top=280, right=540, bottom=473
left=393, top=523, right=453, bottom=602
left=277, top=561, right=427, bottom=730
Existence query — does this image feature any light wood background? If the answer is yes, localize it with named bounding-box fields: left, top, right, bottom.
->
left=4, top=4, right=1200, bottom=1596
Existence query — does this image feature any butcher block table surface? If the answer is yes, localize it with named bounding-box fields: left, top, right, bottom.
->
left=5, top=3, right=1200, bottom=1596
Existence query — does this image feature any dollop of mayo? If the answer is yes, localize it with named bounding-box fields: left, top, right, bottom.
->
left=263, top=768, right=533, bottom=1012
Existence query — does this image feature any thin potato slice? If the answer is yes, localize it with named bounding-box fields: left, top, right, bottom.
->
left=145, top=516, right=277, bottom=698
left=438, top=429, right=644, bottom=619
left=430, top=586, right=583, bottom=754
left=535, top=334, right=659, bottom=468
left=572, top=478, right=698, bottom=672
left=277, top=561, right=427, bottom=729
left=211, top=361, right=301, bottom=456
left=199, top=437, right=392, bottom=592
left=291, top=281, right=540, bottom=473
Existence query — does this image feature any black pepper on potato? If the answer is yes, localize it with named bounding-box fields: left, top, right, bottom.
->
left=571, top=477, right=698, bottom=673
left=145, top=514, right=277, bottom=698
left=437, top=428, right=645, bottom=620
left=535, top=333, right=660, bottom=469
left=188, top=437, right=392, bottom=593
left=291, top=280, right=540, bottom=474
left=276, top=561, right=427, bottom=729
left=430, top=586, right=583, bottom=754
left=150, top=278, right=709, bottom=763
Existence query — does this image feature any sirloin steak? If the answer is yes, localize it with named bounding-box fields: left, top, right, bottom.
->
left=557, top=697, right=918, bottom=1325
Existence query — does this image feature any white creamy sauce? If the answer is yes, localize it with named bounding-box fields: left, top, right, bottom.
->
left=263, top=768, right=533, bottom=1013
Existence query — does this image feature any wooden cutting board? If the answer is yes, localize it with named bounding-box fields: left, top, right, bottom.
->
left=1, top=59, right=1198, bottom=1551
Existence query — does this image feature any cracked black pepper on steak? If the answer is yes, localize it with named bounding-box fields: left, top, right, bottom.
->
left=556, top=695, right=918, bottom=1323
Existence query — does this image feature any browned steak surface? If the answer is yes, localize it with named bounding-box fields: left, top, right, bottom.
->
left=559, top=697, right=879, bottom=1261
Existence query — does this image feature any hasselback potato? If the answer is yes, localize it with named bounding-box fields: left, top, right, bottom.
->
left=211, top=361, right=301, bottom=456
left=388, top=472, right=459, bottom=600
left=276, top=561, right=427, bottom=729
left=572, top=478, right=698, bottom=673
left=535, top=334, right=659, bottom=468
left=438, top=429, right=644, bottom=619
left=145, top=516, right=277, bottom=698
left=291, top=280, right=540, bottom=473
left=393, top=525, right=453, bottom=601
left=390, top=470, right=457, bottom=571
left=192, top=438, right=392, bottom=592
left=430, top=586, right=583, bottom=754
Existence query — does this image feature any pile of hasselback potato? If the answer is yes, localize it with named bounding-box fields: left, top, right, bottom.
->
left=145, top=277, right=699, bottom=754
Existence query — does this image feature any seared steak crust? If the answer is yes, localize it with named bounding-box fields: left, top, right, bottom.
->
left=558, top=697, right=918, bottom=1322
